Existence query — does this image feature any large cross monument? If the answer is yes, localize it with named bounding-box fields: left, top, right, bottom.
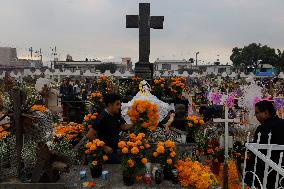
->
left=126, top=3, right=164, bottom=79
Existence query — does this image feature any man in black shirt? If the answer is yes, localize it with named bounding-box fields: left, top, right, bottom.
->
left=245, top=100, right=284, bottom=189
left=85, top=94, right=132, bottom=163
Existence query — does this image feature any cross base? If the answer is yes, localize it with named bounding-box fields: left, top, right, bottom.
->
left=134, top=62, right=153, bottom=80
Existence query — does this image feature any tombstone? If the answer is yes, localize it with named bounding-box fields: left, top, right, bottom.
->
left=126, top=3, right=164, bottom=79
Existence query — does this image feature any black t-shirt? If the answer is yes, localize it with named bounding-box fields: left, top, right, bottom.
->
left=92, top=110, right=126, bottom=152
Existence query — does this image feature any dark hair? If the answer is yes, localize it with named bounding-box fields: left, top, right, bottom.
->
left=104, top=93, right=121, bottom=106
left=255, top=100, right=276, bottom=117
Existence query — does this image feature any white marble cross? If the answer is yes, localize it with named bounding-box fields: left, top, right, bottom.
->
left=213, top=106, right=239, bottom=157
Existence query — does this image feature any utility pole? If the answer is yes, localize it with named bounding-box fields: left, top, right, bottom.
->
left=195, top=52, right=199, bottom=66
left=29, top=47, right=33, bottom=60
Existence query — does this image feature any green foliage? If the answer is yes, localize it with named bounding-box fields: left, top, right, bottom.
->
left=95, top=63, right=117, bottom=73
left=230, top=43, right=279, bottom=72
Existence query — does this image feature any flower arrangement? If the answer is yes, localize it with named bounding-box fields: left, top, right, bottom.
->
left=152, top=140, right=177, bottom=171
left=195, top=139, right=224, bottom=175
left=185, top=115, right=204, bottom=143
left=97, top=75, right=112, bottom=96
left=225, top=95, right=235, bottom=108
left=118, top=133, right=151, bottom=176
left=54, top=122, right=84, bottom=145
left=210, top=92, right=222, bottom=105
left=88, top=91, right=104, bottom=113
left=0, top=125, right=10, bottom=141
left=152, top=77, right=167, bottom=98
left=216, top=160, right=242, bottom=188
left=127, top=100, right=159, bottom=134
left=85, top=139, right=108, bottom=168
left=175, top=158, right=218, bottom=189
left=169, top=77, right=185, bottom=97
left=31, top=105, right=48, bottom=113
left=83, top=112, right=98, bottom=130
left=186, top=115, right=204, bottom=128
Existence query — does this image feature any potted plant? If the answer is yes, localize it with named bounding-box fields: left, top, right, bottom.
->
left=185, top=115, right=204, bottom=143
left=85, top=139, right=108, bottom=178
left=152, top=140, right=177, bottom=180
left=118, top=133, right=151, bottom=186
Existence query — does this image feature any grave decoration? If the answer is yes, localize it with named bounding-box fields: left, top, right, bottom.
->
left=152, top=77, right=167, bottom=98
left=117, top=133, right=151, bottom=186
left=185, top=115, right=204, bottom=143
left=85, top=139, right=108, bottom=178
left=175, top=157, right=218, bottom=188
left=152, top=140, right=177, bottom=180
left=97, top=75, right=113, bottom=96
left=88, top=91, right=104, bottom=114
left=169, top=77, right=186, bottom=98
left=54, top=122, right=84, bottom=146
left=127, top=99, right=159, bottom=135
left=83, top=112, right=98, bottom=131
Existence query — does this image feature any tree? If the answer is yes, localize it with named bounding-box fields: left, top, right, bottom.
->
left=276, top=49, right=284, bottom=72
left=95, top=63, right=117, bottom=73
left=230, top=43, right=278, bottom=73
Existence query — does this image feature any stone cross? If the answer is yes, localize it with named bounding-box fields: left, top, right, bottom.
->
left=126, top=3, right=164, bottom=63
left=213, top=106, right=239, bottom=156
left=213, top=106, right=239, bottom=189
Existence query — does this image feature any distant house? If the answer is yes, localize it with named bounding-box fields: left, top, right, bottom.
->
left=255, top=64, right=276, bottom=77
left=153, top=59, right=194, bottom=73
left=153, top=59, right=232, bottom=75
left=0, top=47, right=43, bottom=71
left=53, top=58, right=129, bottom=73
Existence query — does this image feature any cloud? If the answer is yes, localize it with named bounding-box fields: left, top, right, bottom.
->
left=0, top=0, right=283, bottom=63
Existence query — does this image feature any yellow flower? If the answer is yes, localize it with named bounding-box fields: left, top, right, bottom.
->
left=118, top=141, right=126, bottom=149
left=97, top=141, right=105, bottom=147
left=90, top=145, right=97, bottom=151
left=141, top=158, right=148, bottom=165
left=170, top=151, right=176, bottom=158
left=92, top=161, right=98, bottom=166
left=130, top=147, right=139, bottom=155
left=103, top=155, right=108, bottom=161
left=153, top=152, right=158, bottom=157
left=199, top=120, right=204, bottom=125
left=136, top=176, right=142, bottom=182
left=156, top=146, right=165, bottom=154
left=167, top=159, right=173, bottom=165
left=127, top=159, right=135, bottom=168
left=122, top=147, right=129, bottom=154
left=85, top=142, right=92, bottom=148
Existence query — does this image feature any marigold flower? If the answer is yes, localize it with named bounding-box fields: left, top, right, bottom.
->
left=118, top=141, right=126, bottom=149
left=156, top=146, right=165, bottom=154
left=130, top=147, right=139, bottom=155
left=127, top=159, right=135, bottom=168
left=141, top=158, right=148, bottom=165
left=153, top=152, right=158, bottom=157
left=103, top=155, right=108, bottom=161
left=170, top=151, right=176, bottom=158
left=167, top=159, right=173, bottom=165
left=92, top=161, right=98, bottom=166
left=122, top=147, right=129, bottom=154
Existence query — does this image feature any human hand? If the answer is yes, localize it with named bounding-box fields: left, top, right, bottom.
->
left=103, top=146, right=113, bottom=154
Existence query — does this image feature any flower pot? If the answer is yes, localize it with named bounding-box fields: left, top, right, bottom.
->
left=186, top=134, right=195, bottom=143
left=123, top=172, right=135, bottom=186
left=163, top=166, right=173, bottom=180
left=90, top=164, right=102, bottom=178
left=211, top=162, right=220, bottom=175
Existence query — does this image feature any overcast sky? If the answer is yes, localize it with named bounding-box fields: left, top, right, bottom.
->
left=0, top=0, right=284, bottom=64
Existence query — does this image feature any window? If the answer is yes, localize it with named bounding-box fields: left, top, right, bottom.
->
left=218, top=68, right=226, bottom=73
left=162, top=64, right=171, bottom=70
